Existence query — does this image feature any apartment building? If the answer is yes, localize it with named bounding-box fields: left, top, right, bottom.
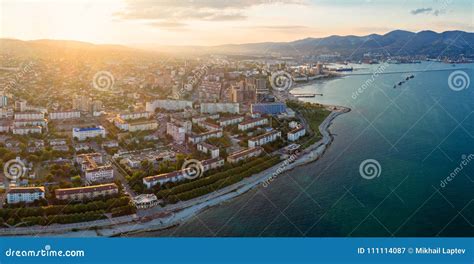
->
left=227, top=147, right=264, bottom=164
left=55, top=183, right=118, bottom=201
left=7, top=187, right=45, bottom=204
left=238, top=117, right=269, bottom=131
left=248, top=130, right=281, bottom=147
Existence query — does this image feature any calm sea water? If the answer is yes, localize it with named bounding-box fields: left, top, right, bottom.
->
left=137, top=62, right=474, bottom=237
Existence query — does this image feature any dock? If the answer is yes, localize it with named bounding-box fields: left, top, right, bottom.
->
left=292, top=93, right=323, bottom=98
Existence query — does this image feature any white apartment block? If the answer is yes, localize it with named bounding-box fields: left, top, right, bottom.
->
left=200, top=103, right=239, bottom=114
left=72, top=126, right=106, bottom=141
left=197, top=121, right=220, bottom=131
left=191, top=114, right=220, bottom=124
left=166, top=122, right=186, bottom=143
left=227, top=147, right=263, bottom=164
left=55, top=184, right=118, bottom=201
left=13, top=119, right=47, bottom=127
left=7, top=187, right=45, bottom=204
left=13, top=126, right=42, bottom=135
left=85, top=166, right=114, bottom=183
left=119, top=111, right=150, bottom=120
left=114, top=118, right=158, bottom=132
left=143, top=170, right=187, bottom=189
left=218, top=116, right=244, bottom=127
left=287, top=126, right=306, bottom=142
left=201, top=157, right=225, bottom=171
left=188, top=129, right=223, bottom=144
left=14, top=112, right=44, bottom=120
left=169, top=117, right=192, bottom=132
left=127, top=121, right=158, bottom=132
left=143, top=158, right=224, bottom=189
left=238, top=117, right=269, bottom=131
left=49, top=111, right=81, bottom=120
left=197, top=142, right=220, bottom=158
left=248, top=130, right=281, bottom=147
left=146, top=99, right=193, bottom=112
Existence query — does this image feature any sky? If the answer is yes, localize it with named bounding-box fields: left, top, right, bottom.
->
left=1, top=0, right=473, bottom=46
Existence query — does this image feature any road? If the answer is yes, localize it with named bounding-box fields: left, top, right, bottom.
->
left=111, top=159, right=136, bottom=197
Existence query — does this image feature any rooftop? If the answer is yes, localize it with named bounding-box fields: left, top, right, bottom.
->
left=73, top=126, right=105, bottom=132
left=8, top=186, right=45, bottom=194
left=249, top=130, right=281, bottom=142
left=228, top=147, right=263, bottom=159
left=55, top=183, right=117, bottom=195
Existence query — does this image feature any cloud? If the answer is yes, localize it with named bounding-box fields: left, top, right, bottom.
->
left=410, top=7, right=445, bottom=16
left=410, top=7, right=433, bottom=15
left=115, top=0, right=305, bottom=25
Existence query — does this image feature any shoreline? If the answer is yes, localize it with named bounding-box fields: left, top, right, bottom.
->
left=0, top=105, right=350, bottom=237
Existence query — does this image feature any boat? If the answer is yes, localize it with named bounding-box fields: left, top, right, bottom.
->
left=335, top=66, right=353, bottom=72
left=409, top=75, right=414, bottom=79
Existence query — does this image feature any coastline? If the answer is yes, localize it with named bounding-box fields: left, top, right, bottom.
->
left=0, top=105, right=350, bottom=237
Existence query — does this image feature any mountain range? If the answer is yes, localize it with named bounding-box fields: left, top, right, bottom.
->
left=1, top=30, right=473, bottom=59
left=204, top=30, right=474, bottom=58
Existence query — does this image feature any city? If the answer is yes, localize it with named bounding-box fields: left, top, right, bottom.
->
left=0, top=45, right=354, bottom=234
left=0, top=0, right=473, bottom=263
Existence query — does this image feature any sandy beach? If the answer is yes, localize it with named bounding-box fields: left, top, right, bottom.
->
left=0, top=105, right=350, bottom=237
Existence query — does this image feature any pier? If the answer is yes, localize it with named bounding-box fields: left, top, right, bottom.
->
left=292, top=93, right=323, bottom=98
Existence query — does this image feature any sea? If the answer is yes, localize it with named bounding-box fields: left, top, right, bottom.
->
left=135, top=62, right=474, bottom=237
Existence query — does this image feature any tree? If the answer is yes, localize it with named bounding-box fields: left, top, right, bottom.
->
left=71, top=175, right=82, bottom=187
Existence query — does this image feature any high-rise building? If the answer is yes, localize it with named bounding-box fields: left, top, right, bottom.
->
left=0, top=92, right=8, bottom=108
left=15, top=99, right=27, bottom=112
left=231, top=82, right=245, bottom=103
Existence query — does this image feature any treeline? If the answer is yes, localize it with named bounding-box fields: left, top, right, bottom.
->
left=157, top=156, right=281, bottom=203
left=0, top=196, right=135, bottom=227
